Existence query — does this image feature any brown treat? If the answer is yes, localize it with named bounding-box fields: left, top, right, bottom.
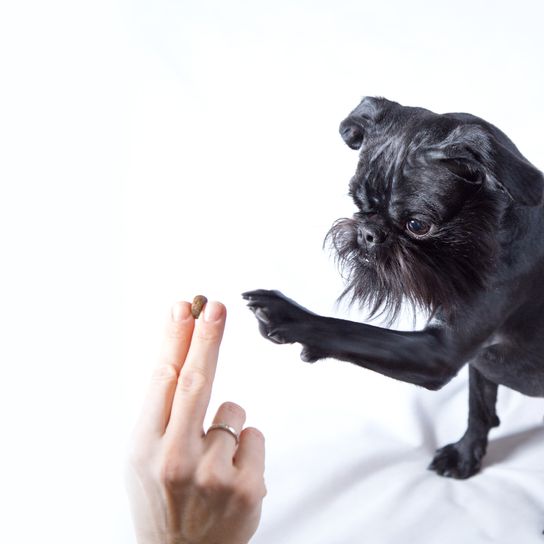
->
left=191, top=295, right=208, bottom=319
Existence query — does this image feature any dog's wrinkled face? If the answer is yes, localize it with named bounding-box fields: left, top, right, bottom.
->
left=327, top=97, right=543, bottom=321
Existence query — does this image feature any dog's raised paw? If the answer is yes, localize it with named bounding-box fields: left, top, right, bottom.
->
left=428, top=442, right=484, bottom=479
left=242, top=289, right=306, bottom=345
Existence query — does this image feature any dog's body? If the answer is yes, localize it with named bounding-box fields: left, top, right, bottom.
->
left=243, top=97, right=544, bottom=479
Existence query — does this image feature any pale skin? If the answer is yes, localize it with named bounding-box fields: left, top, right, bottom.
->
left=126, top=300, right=266, bottom=544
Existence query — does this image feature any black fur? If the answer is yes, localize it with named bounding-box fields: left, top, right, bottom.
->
left=243, top=97, right=544, bottom=485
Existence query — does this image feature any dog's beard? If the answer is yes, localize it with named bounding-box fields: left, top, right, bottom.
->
left=325, top=196, right=502, bottom=324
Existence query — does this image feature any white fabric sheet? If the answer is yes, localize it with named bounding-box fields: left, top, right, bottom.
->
left=243, top=358, right=544, bottom=544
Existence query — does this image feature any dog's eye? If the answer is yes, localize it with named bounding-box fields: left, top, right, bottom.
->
left=406, top=218, right=431, bottom=236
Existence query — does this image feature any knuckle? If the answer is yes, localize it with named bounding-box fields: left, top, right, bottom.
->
left=178, top=369, right=209, bottom=394
left=166, top=318, right=192, bottom=339
left=233, top=480, right=264, bottom=509
left=195, top=324, right=222, bottom=343
left=151, top=363, right=178, bottom=382
left=243, top=427, right=265, bottom=442
left=159, top=454, right=193, bottom=488
left=219, top=401, right=246, bottom=421
left=194, top=464, right=232, bottom=495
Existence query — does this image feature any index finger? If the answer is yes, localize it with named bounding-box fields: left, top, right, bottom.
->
left=166, top=301, right=227, bottom=440
left=132, top=301, right=194, bottom=439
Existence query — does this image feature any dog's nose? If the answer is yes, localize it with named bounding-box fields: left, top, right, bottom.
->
left=357, top=224, right=388, bottom=246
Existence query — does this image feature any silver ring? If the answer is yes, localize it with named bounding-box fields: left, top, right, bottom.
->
left=206, top=423, right=239, bottom=444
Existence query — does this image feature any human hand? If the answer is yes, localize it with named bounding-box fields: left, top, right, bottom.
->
left=126, top=301, right=266, bottom=544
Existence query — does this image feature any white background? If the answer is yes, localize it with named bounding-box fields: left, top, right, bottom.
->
left=1, top=1, right=544, bottom=543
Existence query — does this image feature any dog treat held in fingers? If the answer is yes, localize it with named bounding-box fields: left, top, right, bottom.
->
left=191, top=295, right=208, bottom=319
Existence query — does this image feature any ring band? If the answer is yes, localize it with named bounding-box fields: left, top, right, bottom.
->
left=206, top=423, right=240, bottom=445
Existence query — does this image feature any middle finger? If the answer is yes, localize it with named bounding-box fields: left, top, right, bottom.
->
left=166, top=301, right=226, bottom=441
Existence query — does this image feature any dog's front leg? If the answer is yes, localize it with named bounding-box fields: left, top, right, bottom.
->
left=243, top=289, right=466, bottom=391
left=429, top=365, right=500, bottom=478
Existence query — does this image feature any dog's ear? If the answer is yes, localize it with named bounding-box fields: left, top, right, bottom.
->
left=437, top=157, right=484, bottom=185
left=485, top=131, right=544, bottom=206
left=339, top=96, right=390, bottom=150
left=432, top=123, right=544, bottom=206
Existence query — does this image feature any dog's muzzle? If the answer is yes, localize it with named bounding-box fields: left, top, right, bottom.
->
left=357, top=223, right=388, bottom=247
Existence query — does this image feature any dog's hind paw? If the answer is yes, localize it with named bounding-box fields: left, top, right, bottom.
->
left=428, top=441, right=485, bottom=479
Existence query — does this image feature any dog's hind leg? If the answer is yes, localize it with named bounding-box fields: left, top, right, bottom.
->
left=429, top=365, right=500, bottom=479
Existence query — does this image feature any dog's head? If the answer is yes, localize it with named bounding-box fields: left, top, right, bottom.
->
left=327, top=97, right=544, bottom=321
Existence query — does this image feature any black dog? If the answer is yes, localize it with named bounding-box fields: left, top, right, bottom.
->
left=243, top=96, right=544, bottom=480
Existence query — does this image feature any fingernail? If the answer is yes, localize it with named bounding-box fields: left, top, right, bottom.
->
left=204, top=301, right=223, bottom=322
left=172, top=302, right=190, bottom=322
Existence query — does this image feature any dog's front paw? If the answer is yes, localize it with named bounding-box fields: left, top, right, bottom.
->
left=242, top=289, right=324, bottom=362
left=242, top=289, right=312, bottom=345
left=428, top=441, right=486, bottom=479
